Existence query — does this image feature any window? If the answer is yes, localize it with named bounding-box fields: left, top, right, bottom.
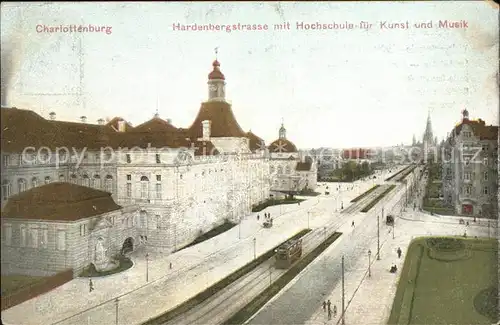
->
left=82, top=174, right=90, bottom=187
left=70, top=174, right=77, bottom=184
left=31, top=177, right=39, bottom=188
left=155, top=215, right=161, bottom=229
left=156, top=154, right=161, bottom=164
left=156, top=183, right=162, bottom=199
left=482, top=144, right=488, bottom=151
left=59, top=151, right=67, bottom=163
left=2, top=180, right=11, bottom=200
left=126, top=183, right=132, bottom=197
left=44, top=176, right=51, bottom=184
left=3, top=155, right=10, bottom=167
left=126, top=174, right=132, bottom=181
left=105, top=175, right=113, bottom=192
left=4, top=224, right=12, bottom=245
left=126, top=154, right=131, bottom=163
left=464, top=172, right=471, bottom=180
left=57, top=231, right=66, bottom=250
left=156, top=175, right=161, bottom=181
left=140, top=211, right=147, bottom=228
left=277, top=166, right=283, bottom=174
left=20, top=225, right=26, bottom=247
left=28, top=225, right=38, bottom=248
left=40, top=227, right=48, bottom=249
left=140, top=176, right=149, bottom=199
left=285, top=166, right=291, bottom=174
left=483, top=158, right=488, bottom=166
left=484, top=172, right=488, bottom=181
left=463, top=131, right=471, bottom=137
left=94, top=153, right=100, bottom=161
left=59, top=174, right=65, bottom=182
left=18, top=179, right=26, bottom=193
left=465, top=186, right=472, bottom=195
left=80, top=224, right=86, bottom=236
left=92, top=175, right=101, bottom=189
left=483, top=187, right=489, bottom=195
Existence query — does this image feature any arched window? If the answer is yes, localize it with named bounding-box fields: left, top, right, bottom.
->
left=59, top=174, right=65, bottom=182
left=18, top=178, right=26, bottom=193
left=277, top=166, right=283, bottom=174
left=31, top=177, right=39, bottom=188
left=2, top=180, right=11, bottom=200
left=44, top=176, right=51, bottom=184
left=140, top=176, right=149, bottom=199
left=70, top=174, right=77, bottom=184
left=82, top=174, right=90, bottom=187
left=274, top=179, right=279, bottom=187
left=281, top=179, right=287, bottom=186
left=270, top=166, right=275, bottom=174
left=105, top=175, right=113, bottom=193
left=285, top=166, right=291, bottom=174
left=92, top=175, right=101, bottom=189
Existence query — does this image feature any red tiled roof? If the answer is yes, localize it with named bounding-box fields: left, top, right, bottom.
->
left=131, top=117, right=179, bottom=133
left=187, top=101, right=246, bottom=138
left=1, top=182, right=121, bottom=221
left=268, top=139, right=298, bottom=153
left=453, top=118, right=498, bottom=140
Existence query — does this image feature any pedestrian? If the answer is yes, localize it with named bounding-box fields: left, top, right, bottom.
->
left=341, top=202, right=343, bottom=209
left=397, top=247, right=402, bottom=258
left=351, top=221, right=355, bottom=227
left=328, top=308, right=332, bottom=320
left=322, top=301, right=327, bottom=312
left=327, top=299, right=331, bottom=311
left=333, top=305, right=337, bottom=316
left=257, top=214, right=260, bottom=221
left=466, top=221, right=469, bottom=227
left=169, top=262, right=172, bottom=269
left=89, top=278, right=94, bottom=293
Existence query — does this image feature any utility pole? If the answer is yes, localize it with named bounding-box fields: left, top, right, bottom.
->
left=392, top=220, right=395, bottom=239
left=253, top=237, right=256, bottom=259
left=146, top=253, right=149, bottom=282
left=377, top=214, right=381, bottom=260
left=115, top=298, right=119, bottom=325
left=488, top=220, right=490, bottom=238
left=341, top=255, right=345, bottom=325
left=307, top=211, right=310, bottom=229
left=238, top=217, right=241, bottom=239
left=269, top=266, right=272, bottom=285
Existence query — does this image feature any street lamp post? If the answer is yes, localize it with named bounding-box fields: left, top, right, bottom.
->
left=115, top=298, right=119, bottom=325
left=324, top=226, right=327, bottom=242
left=146, top=253, right=149, bottom=282
left=238, top=216, right=241, bottom=239
left=269, top=265, right=272, bottom=285
left=307, top=211, right=310, bottom=229
left=392, top=220, right=395, bottom=239
left=253, top=237, right=256, bottom=259
left=368, top=249, right=372, bottom=277
left=377, top=214, right=381, bottom=260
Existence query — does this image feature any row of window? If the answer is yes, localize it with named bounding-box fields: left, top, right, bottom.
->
left=270, top=165, right=293, bottom=174
left=463, top=171, right=489, bottom=181
left=462, top=144, right=490, bottom=151
left=2, top=152, right=114, bottom=167
left=2, top=224, right=66, bottom=250
left=462, top=186, right=491, bottom=195
left=463, top=157, right=489, bottom=166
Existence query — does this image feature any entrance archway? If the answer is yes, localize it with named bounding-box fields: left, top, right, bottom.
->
left=122, top=237, right=134, bottom=254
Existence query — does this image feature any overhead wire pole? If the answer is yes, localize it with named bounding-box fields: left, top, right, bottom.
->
left=341, top=255, right=345, bottom=325
left=377, top=213, right=381, bottom=260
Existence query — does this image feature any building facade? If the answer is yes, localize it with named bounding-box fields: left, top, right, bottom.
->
left=1, top=58, right=317, bottom=275
left=441, top=109, right=498, bottom=217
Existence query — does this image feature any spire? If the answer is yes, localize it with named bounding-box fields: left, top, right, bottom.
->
left=215, top=46, right=219, bottom=60
left=279, top=119, right=286, bottom=139
left=154, top=96, right=159, bottom=118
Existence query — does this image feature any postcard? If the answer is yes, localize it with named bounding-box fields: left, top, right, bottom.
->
left=1, top=2, right=498, bottom=325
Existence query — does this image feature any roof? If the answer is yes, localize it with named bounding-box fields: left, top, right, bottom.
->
left=452, top=118, right=498, bottom=140
left=187, top=101, right=247, bottom=138
left=296, top=156, right=313, bottom=171
left=268, top=139, right=298, bottom=153
left=2, top=182, right=121, bottom=221
left=208, top=60, right=225, bottom=80
left=246, top=131, right=266, bottom=152
left=131, top=117, right=179, bottom=133
left=106, top=117, right=133, bottom=131
left=1, top=107, right=220, bottom=155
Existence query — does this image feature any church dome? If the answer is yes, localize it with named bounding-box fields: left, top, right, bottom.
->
left=208, top=60, right=225, bottom=80
left=268, top=138, right=298, bottom=153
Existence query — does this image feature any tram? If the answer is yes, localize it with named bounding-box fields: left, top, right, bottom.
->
left=275, top=238, right=303, bottom=269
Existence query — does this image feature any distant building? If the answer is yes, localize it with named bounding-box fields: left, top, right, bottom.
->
left=441, top=109, right=498, bottom=217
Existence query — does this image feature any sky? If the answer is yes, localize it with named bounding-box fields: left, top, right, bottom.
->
left=1, top=1, right=498, bottom=148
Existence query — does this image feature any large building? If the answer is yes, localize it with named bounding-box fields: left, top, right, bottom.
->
left=441, top=109, right=498, bottom=217
left=0, top=58, right=317, bottom=276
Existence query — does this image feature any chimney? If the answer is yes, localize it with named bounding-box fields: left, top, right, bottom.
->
left=49, top=112, right=56, bottom=120
left=97, top=118, right=105, bottom=125
left=202, top=120, right=211, bottom=140
left=118, top=120, right=126, bottom=132
left=80, top=116, right=87, bottom=123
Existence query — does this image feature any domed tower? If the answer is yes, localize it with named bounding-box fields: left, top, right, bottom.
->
left=207, top=50, right=226, bottom=101
left=279, top=121, right=286, bottom=139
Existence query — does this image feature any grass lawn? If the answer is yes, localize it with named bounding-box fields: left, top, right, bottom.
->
left=252, top=198, right=305, bottom=212
left=388, top=237, right=498, bottom=325
left=1, top=274, right=46, bottom=295
left=79, top=256, right=134, bottom=277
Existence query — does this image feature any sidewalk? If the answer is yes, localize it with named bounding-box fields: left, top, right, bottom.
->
left=2, top=172, right=389, bottom=325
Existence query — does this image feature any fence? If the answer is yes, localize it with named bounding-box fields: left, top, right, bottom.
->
left=1, top=269, right=74, bottom=311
